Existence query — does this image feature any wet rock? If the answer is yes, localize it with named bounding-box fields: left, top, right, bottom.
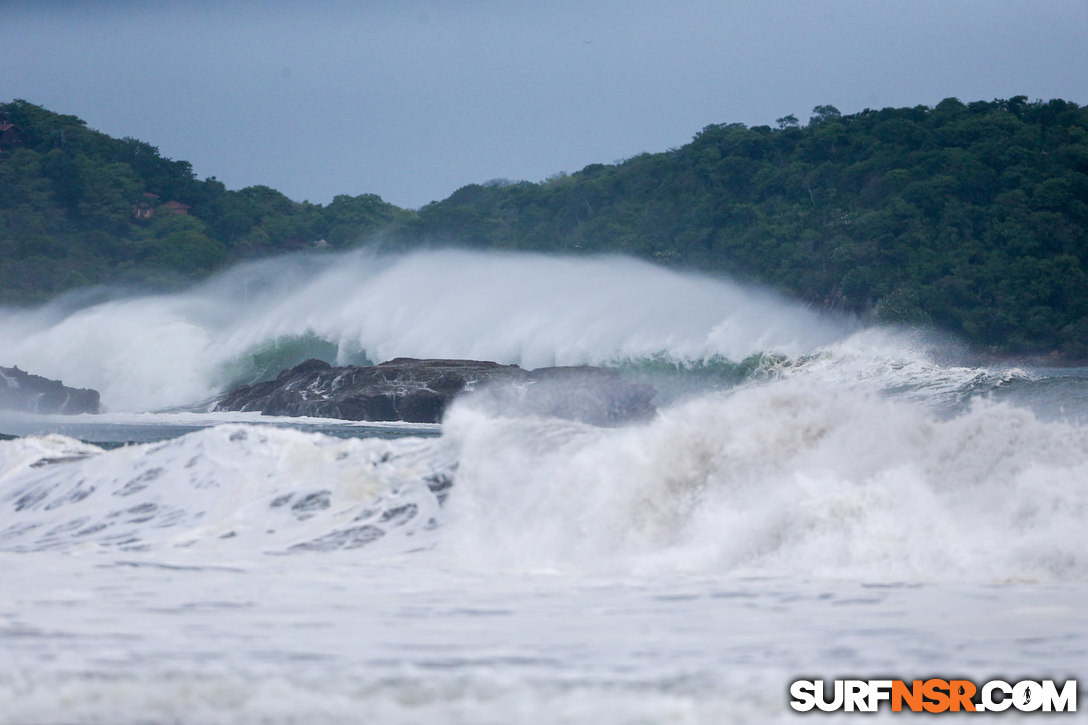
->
left=214, top=357, right=655, bottom=425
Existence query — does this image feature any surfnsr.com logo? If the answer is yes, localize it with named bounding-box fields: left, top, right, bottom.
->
left=790, top=679, right=1077, bottom=713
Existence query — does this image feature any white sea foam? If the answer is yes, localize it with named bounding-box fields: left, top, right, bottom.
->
left=0, top=425, right=453, bottom=555
left=0, top=249, right=849, bottom=411
left=4, top=251, right=1087, bottom=723
left=438, top=383, right=1088, bottom=582
left=2, top=381, right=1086, bottom=583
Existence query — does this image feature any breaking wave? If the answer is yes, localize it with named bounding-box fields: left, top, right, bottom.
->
left=3, top=381, right=1087, bottom=584
left=0, top=249, right=848, bottom=411
left=2, top=248, right=1085, bottom=584
left=0, top=425, right=454, bottom=556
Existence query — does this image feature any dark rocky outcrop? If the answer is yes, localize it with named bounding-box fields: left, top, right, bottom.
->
left=0, top=366, right=101, bottom=414
left=214, top=357, right=655, bottom=425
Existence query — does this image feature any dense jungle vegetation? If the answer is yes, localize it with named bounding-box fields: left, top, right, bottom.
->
left=2, top=97, right=1087, bottom=355
left=0, top=100, right=407, bottom=300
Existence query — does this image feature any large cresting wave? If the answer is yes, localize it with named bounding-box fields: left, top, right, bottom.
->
left=0, top=249, right=850, bottom=411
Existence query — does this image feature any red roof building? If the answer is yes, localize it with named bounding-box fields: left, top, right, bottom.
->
left=161, top=201, right=191, bottom=215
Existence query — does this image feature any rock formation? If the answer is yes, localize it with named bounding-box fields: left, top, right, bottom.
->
left=0, top=366, right=101, bottom=414
left=214, top=358, right=655, bottom=425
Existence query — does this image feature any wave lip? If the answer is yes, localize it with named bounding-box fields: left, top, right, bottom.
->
left=0, top=249, right=849, bottom=412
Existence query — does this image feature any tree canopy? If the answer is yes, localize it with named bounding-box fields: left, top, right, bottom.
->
left=0, top=100, right=408, bottom=301
left=3, top=96, right=1087, bottom=357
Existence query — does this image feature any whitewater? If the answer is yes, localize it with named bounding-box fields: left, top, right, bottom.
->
left=1, top=250, right=1085, bottom=723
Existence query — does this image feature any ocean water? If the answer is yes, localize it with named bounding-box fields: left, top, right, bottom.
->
left=1, top=250, right=1086, bottom=723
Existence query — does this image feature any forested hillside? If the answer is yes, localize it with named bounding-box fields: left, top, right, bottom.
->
left=398, top=98, right=1088, bottom=356
left=3, top=97, right=1087, bottom=356
left=0, top=100, right=407, bottom=300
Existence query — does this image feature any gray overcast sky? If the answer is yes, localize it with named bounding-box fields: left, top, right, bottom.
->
left=3, top=1, right=1087, bottom=209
